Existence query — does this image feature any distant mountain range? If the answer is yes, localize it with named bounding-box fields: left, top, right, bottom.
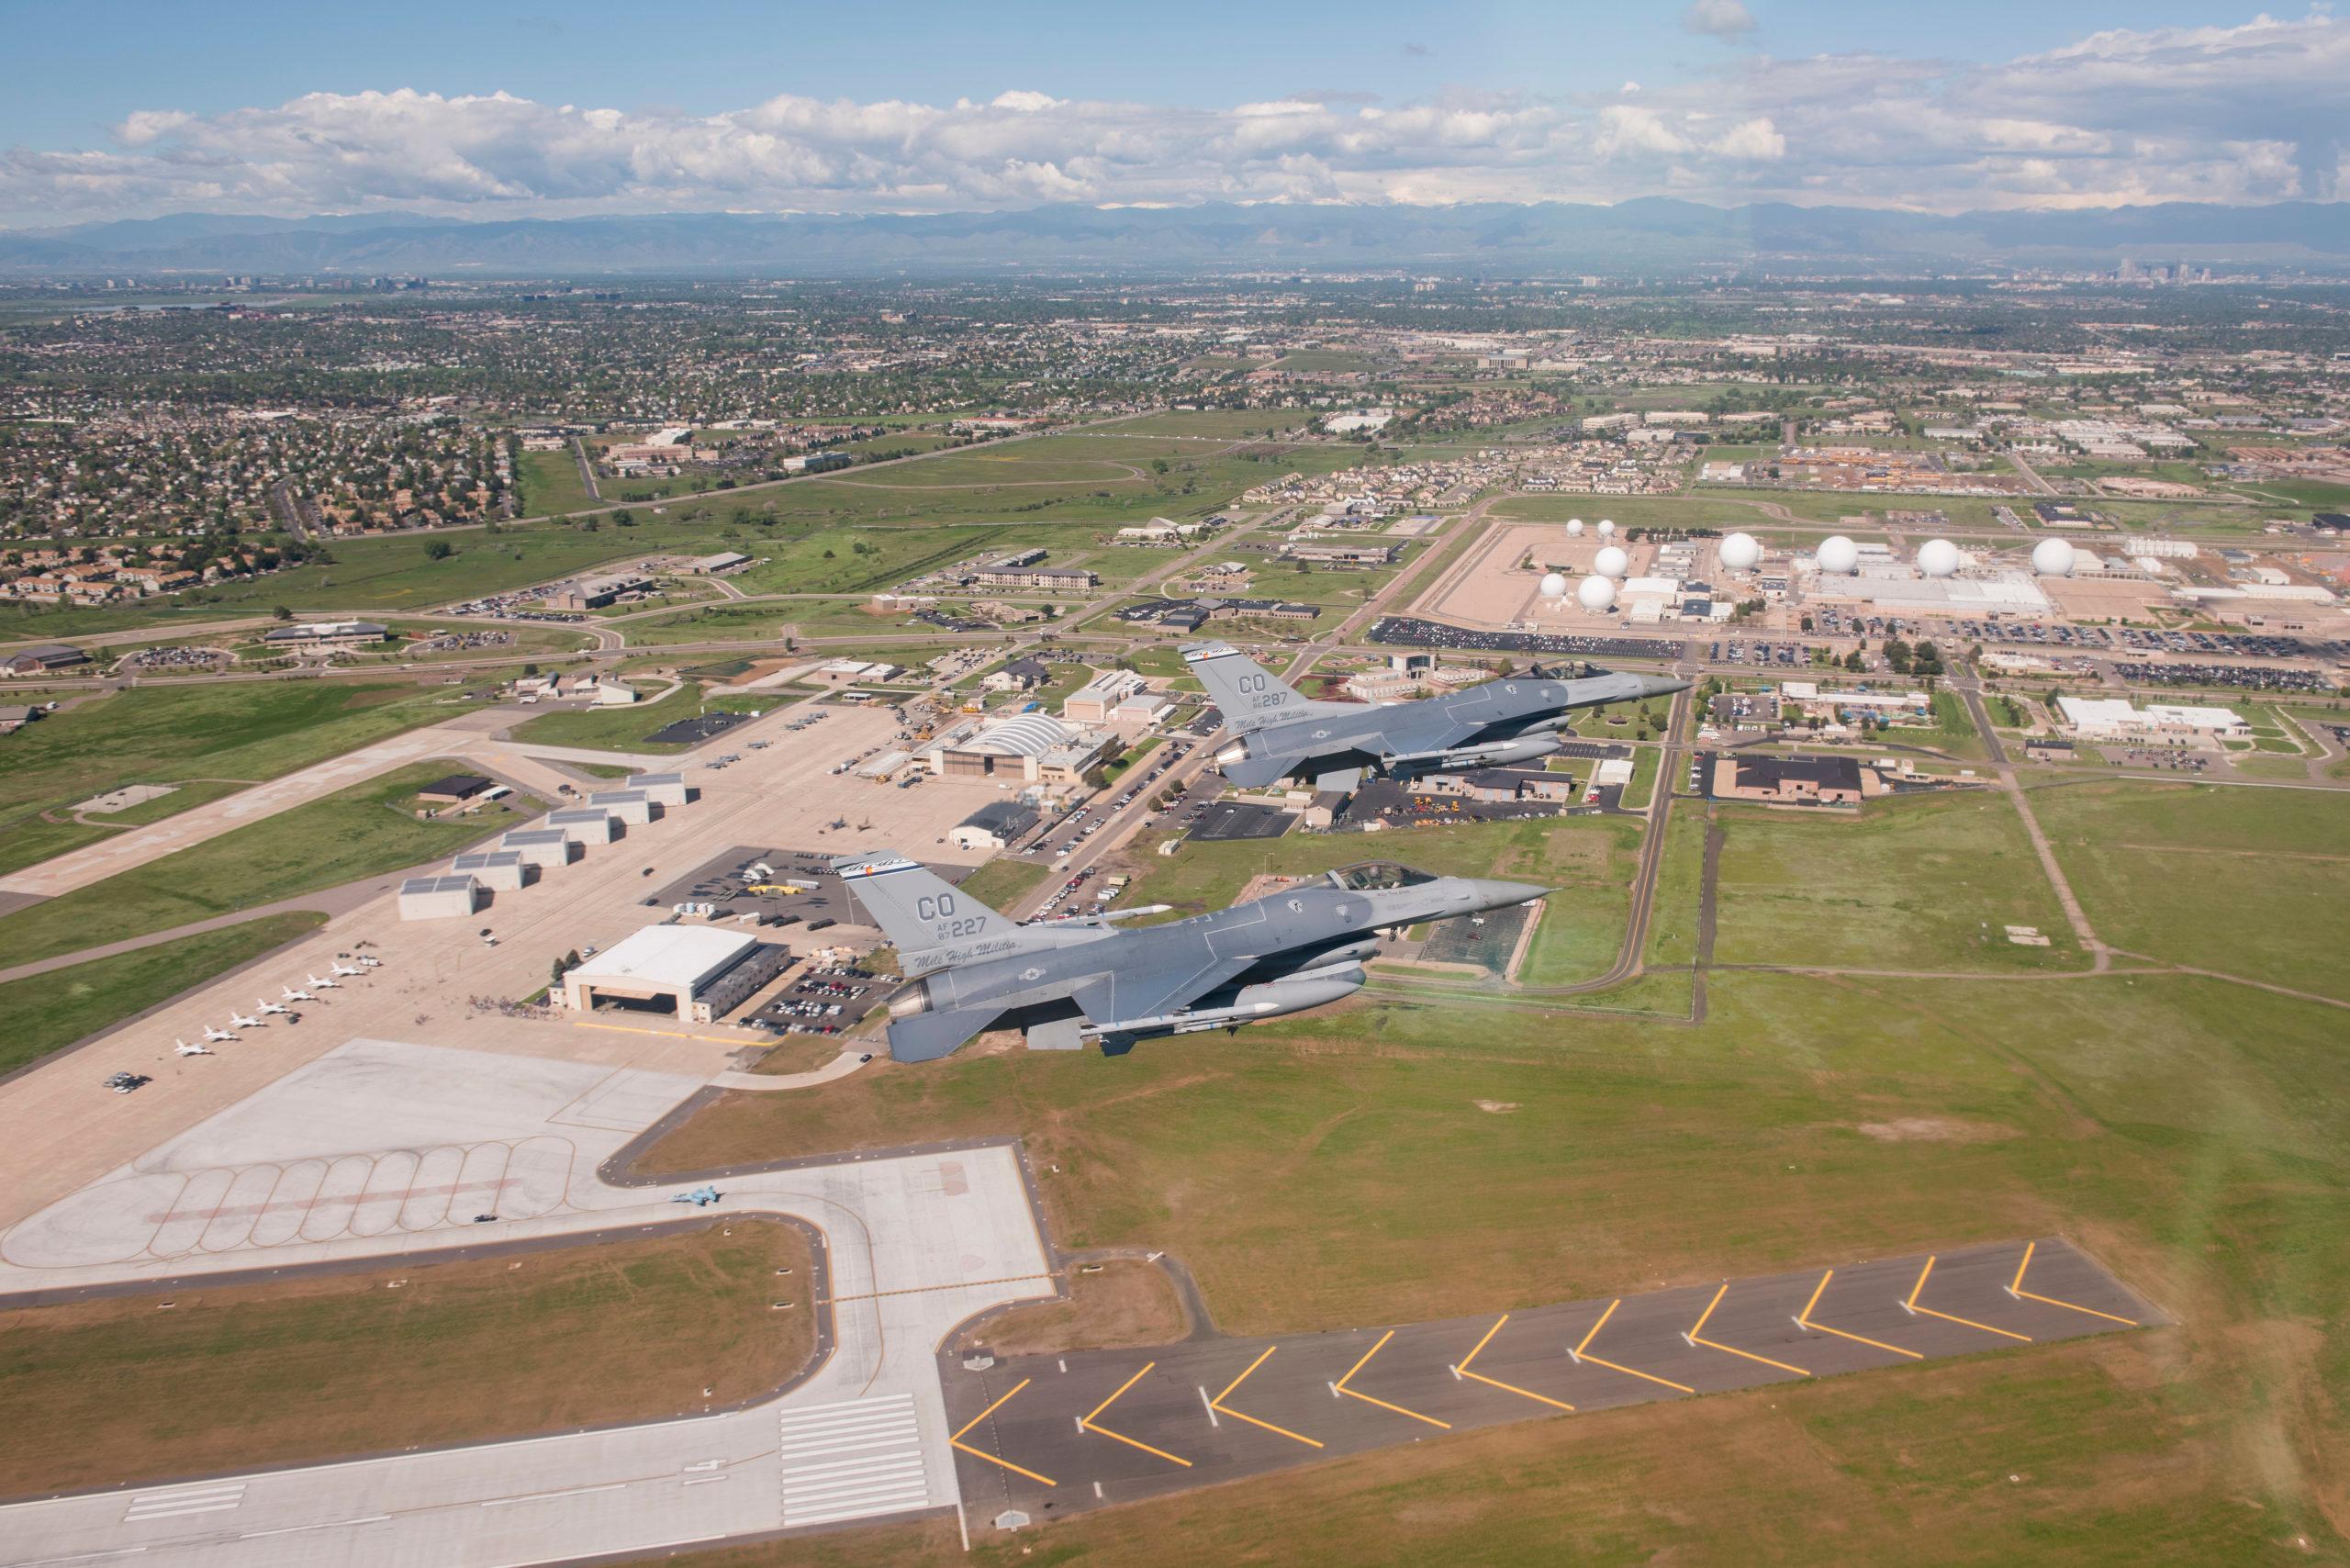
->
left=7, top=198, right=2350, bottom=276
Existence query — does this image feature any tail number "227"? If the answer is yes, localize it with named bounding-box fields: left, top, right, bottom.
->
left=919, top=892, right=987, bottom=942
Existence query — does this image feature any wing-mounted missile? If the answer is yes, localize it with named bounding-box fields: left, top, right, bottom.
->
left=1077, top=962, right=1366, bottom=1046
left=1382, top=732, right=1564, bottom=777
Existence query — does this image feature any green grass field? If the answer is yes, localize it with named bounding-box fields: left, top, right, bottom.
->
left=0, top=680, right=486, bottom=856
left=956, top=857, right=1050, bottom=911
left=0, top=1223, right=814, bottom=1495
left=1129, top=816, right=1626, bottom=918
left=2031, top=778, right=2349, bottom=1001
left=1510, top=818, right=1642, bottom=985
left=0, top=912, right=326, bottom=1078
left=513, top=447, right=601, bottom=517
left=650, top=962, right=2348, bottom=1564
left=1640, top=806, right=1711, bottom=969
left=0, top=761, right=534, bottom=968
left=508, top=684, right=712, bottom=752
left=1710, top=790, right=2085, bottom=971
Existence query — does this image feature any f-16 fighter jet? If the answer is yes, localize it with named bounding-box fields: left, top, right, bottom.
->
left=1184, top=641, right=1687, bottom=790
left=839, top=852, right=1544, bottom=1061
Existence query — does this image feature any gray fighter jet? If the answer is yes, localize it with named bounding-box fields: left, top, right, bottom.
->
left=1183, top=641, right=1688, bottom=790
left=836, top=852, right=1543, bottom=1061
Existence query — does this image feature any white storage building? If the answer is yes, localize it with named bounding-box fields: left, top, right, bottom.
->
left=546, top=806, right=619, bottom=845
left=450, top=849, right=532, bottom=892
left=588, top=789, right=656, bottom=825
left=627, top=771, right=689, bottom=808
left=397, top=874, right=480, bottom=921
left=500, top=827, right=578, bottom=868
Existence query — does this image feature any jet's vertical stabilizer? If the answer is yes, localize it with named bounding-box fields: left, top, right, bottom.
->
left=1182, top=642, right=1344, bottom=734
left=834, top=852, right=1013, bottom=958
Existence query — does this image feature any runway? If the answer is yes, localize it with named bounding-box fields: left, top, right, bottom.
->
left=0, top=1040, right=1057, bottom=1567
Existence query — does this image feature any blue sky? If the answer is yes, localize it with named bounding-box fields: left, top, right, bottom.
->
left=2, top=2, right=2343, bottom=223
left=0, top=0, right=2278, bottom=145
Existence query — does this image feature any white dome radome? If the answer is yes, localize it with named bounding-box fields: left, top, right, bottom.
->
left=1539, top=572, right=1568, bottom=599
left=1719, top=532, right=1761, bottom=571
left=1576, top=574, right=1617, bottom=611
left=2031, top=537, right=2077, bottom=577
left=1565, top=518, right=1585, bottom=537
left=1916, top=538, right=1962, bottom=577
left=1596, top=519, right=1617, bottom=538
left=1594, top=545, right=1629, bottom=579
left=1816, top=535, right=1860, bottom=575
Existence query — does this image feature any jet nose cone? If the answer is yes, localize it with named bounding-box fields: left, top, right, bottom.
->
left=1639, top=673, right=1693, bottom=700
left=1468, top=879, right=1550, bottom=910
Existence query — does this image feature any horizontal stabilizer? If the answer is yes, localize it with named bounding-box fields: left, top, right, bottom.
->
left=885, top=1005, right=1001, bottom=1063
left=1219, top=752, right=1296, bottom=789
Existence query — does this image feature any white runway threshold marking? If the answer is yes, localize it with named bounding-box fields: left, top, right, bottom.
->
left=778, top=1394, right=933, bottom=1529
left=121, top=1484, right=244, bottom=1523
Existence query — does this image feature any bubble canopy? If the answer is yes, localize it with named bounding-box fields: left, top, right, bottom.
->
left=1326, top=863, right=1437, bottom=891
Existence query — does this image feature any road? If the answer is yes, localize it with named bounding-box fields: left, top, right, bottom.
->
left=1953, top=674, right=2109, bottom=969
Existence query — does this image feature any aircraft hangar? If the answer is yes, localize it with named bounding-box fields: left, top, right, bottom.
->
left=561, top=924, right=788, bottom=1024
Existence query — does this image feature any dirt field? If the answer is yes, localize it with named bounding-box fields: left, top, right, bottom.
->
left=957, top=1259, right=1191, bottom=1358
left=1417, top=521, right=1659, bottom=628
left=0, top=1221, right=814, bottom=1496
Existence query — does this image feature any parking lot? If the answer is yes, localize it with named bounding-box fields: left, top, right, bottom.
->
left=645, top=843, right=975, bottom=938
left=2107, top=660, right=2333, bottom=692
left=945, top=1237, right=2159, bottom=1532
left=1187, top=801, right=1297, bottom=841
left=746, top=960, right=883, bottom=1037
left=1371, top=615, right=1683, bottom=663
left=644, top=709, right=756, bottom=746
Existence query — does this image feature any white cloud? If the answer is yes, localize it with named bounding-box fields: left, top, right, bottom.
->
left=4, top=13, right=2347, bottom=222
left=1682, top=0, right=1756, bottom=39
left=1714, top=117, right=1785, bottom=162
left=1593, top=105, right=1688, bottom=160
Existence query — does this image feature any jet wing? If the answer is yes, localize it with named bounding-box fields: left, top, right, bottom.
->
left=1069, top=951, right=1256, bottom=1031
left=885, top=1005, right=1002, bottom=1063
left=1363, top=707, right=1481, bottom=761
left=1231, top=708, right=1472, bottom=785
